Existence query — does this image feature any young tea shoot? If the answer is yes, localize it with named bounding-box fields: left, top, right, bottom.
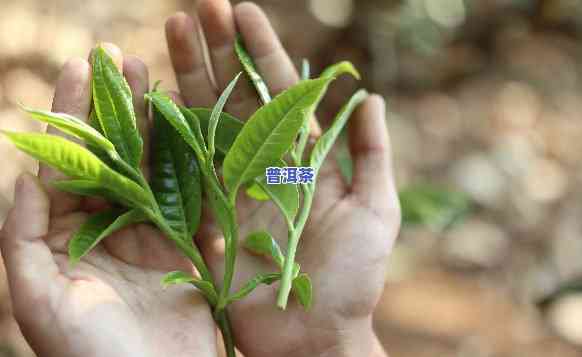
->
left=2, top=39, right=468, bottom=357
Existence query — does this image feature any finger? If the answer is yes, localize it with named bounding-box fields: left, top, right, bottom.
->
left=0, top=174, right=59, bottom=326
left=197, top=0, right=258, bottom=119
left=234, top=2, right=298, bottom=94
left=123, top=56, right=150, bottom=175
left=310, top=151, right=347, bottom=217
left=39, top=57, right=92, bottom=216
left=234, top=2, right=322, bottom=137
left=166, top=12, right=217, bottom=107
left=348, top=95, right=398, bottom=215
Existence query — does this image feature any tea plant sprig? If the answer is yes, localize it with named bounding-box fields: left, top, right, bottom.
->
left=145, top=79, right=244, bottom=314
left=230, top=37, right=367, bottom=308
left=2, top=41, right=471, bottom=357
left=2, top=46, right=231, bottom=352
left=148, top=66, right=355, bottom=302
left=227, top=39, right=471, bottom=309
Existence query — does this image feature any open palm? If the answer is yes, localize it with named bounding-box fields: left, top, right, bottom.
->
left=0, top=47, right=216, bottom=357
left=166, top=2, right=400, bottom=357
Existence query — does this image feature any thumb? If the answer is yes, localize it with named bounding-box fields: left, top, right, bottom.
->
left=1, top=173, right=58, bottom=323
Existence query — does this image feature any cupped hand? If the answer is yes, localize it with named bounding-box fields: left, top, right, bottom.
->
left=166, top=2, right=400, bottom=357
left=0, top=45, right=217, bottom=357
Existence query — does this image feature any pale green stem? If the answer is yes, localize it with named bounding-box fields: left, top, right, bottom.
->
left=277, top=185, right=314, bottom=309
left=215, top=190, right=239, bottom=311
left=196, top=165, right=238, bottom=357
left=295, top=122, right=310, bottom=163
left=109, top=152, right=147, bottom=185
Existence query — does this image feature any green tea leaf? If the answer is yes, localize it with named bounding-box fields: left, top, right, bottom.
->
left=244, top=231, right=284, bottom=267
left=292, top=262, right=301, bottom=279
left=89, top=110, right=101, bottom=132
left=146, top=92, right=206, bottom=161
left=399, top=183, right=471, bottom=230
left=227, top=273, right=281, bottom=304
left=292, top=273, right=313, bottom=310
left=91, top=46, right=143, bottom=168
left=21, top=106, right=116, bottom=154
left=3, top=131, right=107, bottom=179
left=183, top=109, right=234, bottom=238
left=87, top=111, right=117, bottom=168
left=208, top=73, right=241, bottom=160
left=69, top=210, right=118, bottom=263
left=320, top=61, right=361, bottom=80
left=190, top=108, right=243, bottom=154
left=245, top=182, right=270, bottom=201
left=335, top=139, right=353, bottom=183
left=223, top=78, right=335, bottom=197
left=52, top=179, right=110, bottom=197
left=69, top=209, right=146, bottom=264
left=180, top=107, right=207, bottom=151
left=52, top=179, right=127, bottom=205
left=2, top=131, right=152, bottom=209
left=192, top=108, right=300, bottom=219
left=235, top=36, right=271, bottom=104
left=302, top=61, right=367, bottom=165
left=256, top=176, right=299, bottom=223
left=161, top=271, right=218, bottom=306
left=189, top=111, right=235, bottom=241
left=244, top=155, right=299, bottom=222
left=161, top=271, right=196, bottom=286
left=151, top=108, right=202, bottom=238
left=206, top=179, right=235, bottom=239
left=295, top=59, right=313, bottom=161
left=310, top=89, right=368, bottom=185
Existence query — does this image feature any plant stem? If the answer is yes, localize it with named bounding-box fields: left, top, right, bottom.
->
left=295, top=122, right=310, bottom=163
left=216, top=310, right=236, bottom=357
left=152, top=208, right=237, bottom=357
left=147, top=200, right=238, bottom=357
left=277, top=185, right=314, bottom=309
left=110, top=153, right=146, bottom=185
left=216, top=193, right=239, bottom=311
left=201, top=162, right=239, bottom=312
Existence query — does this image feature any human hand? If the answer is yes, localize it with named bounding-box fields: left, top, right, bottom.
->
left=165, top=2, right=400, bottom=357
left=0, top=45, right=218, bottom=357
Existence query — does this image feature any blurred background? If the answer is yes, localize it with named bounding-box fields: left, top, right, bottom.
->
left=2, top=0, right=582, bottom=356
